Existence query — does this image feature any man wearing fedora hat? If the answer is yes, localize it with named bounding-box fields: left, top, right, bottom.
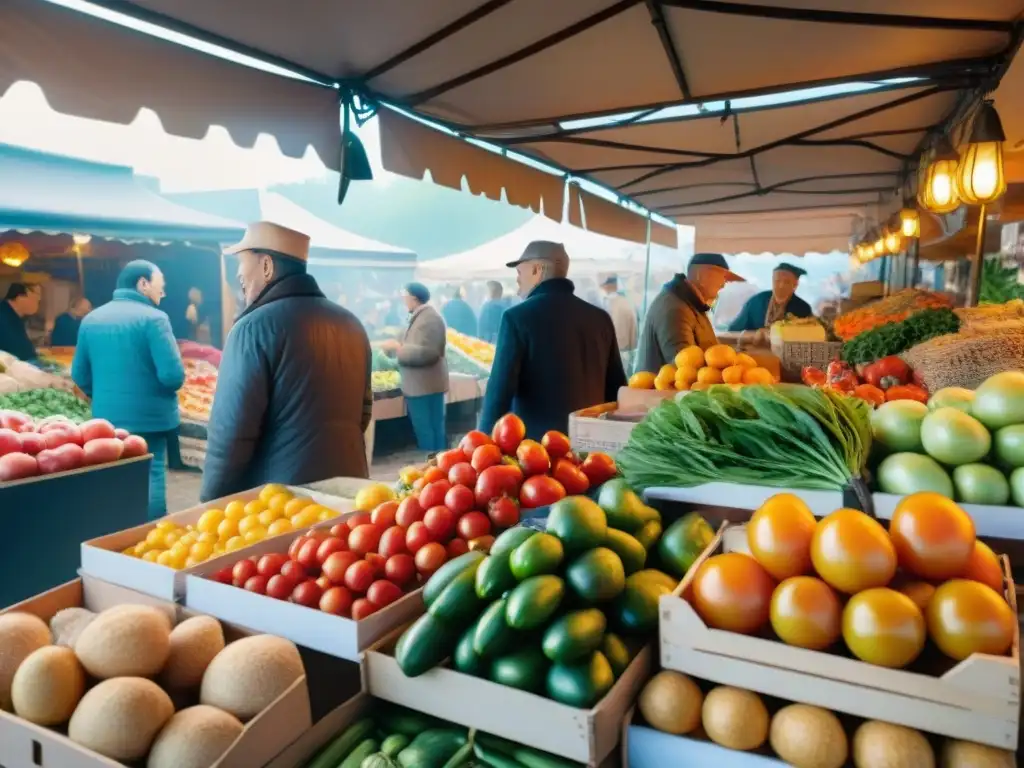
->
left=200, top=222, right=373, bottom=501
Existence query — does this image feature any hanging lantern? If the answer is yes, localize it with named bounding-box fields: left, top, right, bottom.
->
left=873, top=236, right=885, bottom=256
left=918, top=136, right=961, bottom=214
left=956, top=100, right=1007, bottom=206
left=0, top=242, right=30, bottom=268
left=884, top=229, right=902, bottom=254
left=899, top=207, right=921, bottom=238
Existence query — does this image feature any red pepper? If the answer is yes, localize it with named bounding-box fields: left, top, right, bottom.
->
left=801, top=366, right=827, bottom=387
left=884, top=384, right=929, bottom=404
left=862, top=356, right=911, bottom=390
left=830, top=371, right=859, bottom=394
left=853, top=383, right=886, bottom=406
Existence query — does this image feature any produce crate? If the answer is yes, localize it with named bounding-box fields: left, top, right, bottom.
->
left=265, top=692, right=372, bottom=768
left=659, top=523, right=1021, bottom=750
left=80, top=485, right=353, bottom=602
left=184, top=528, right=424, bottom=661
left=643, top=482, right=847, bottom=523
left=0, top=575, right=313, bottom=768
left=569, top=403, right=644, bottom=455
left=616, top=386, right=676, bottom=411
left=770, top=340, right=843, bottom=382
left=363, top=627, right=652, bottom=766
left=626, top=722, right=786, bottom=768
left=873, top=493, right=1024, bottom=540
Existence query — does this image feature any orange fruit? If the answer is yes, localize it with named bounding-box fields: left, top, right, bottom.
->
left=770, top=576, right=842, bottom=650
left=721, top=365, right=746, bottom=385
left=811, top=509, right=897, bottom=594
left=704, top=344, right=737, bottom=369
left=926, top=579, right=1015, bottom=661
left=843, top=588, right=926, bottom=668
left=658, top=364, right=678, bottom=380
left=697, top=367, right=724, bottom=385
left=735, top=352, right=757, bottom=369
left=689, top=382, right=709, bottom=392
left=675, top=346, right=705, bottom=370
left=691, top=553, right=776, bottom=635
left=629, top=371, right=656, bottom=389
left=742, top=367, right=775, bottom=385
left=675, top=365, right=699, bottom=386
left=747, top=493, right=817, bottom=581
left=889, top=492, right=975, bottom=580
left=655, top=372, right=676, bottom=391
left=961, top=540, right=1004, bottom=593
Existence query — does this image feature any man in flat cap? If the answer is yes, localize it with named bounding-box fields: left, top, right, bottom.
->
left=201, top=221, right=373, bottom=501
left=728, top=262, right=814, bottom=340
left=636, top=252, right=744, bottom=373
left=478, top=241, right=626, bottom=439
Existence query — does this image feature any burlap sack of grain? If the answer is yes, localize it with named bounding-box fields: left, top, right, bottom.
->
left=902, top=321, right=1024, bottom=391
left=955, top=299, right=1024, bottom=331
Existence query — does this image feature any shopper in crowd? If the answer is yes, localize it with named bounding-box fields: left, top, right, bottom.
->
left=441, top=286, right=478, bottom=338
left=201, top=222, right=373, bottom=500
left=50, top=297, right=91, bottom=347
left=479, top=241, right=626, bottom=439
left=636, top=253, right=744, bottom=373
left=0, top=283, right=41, bottom=361
left=478, top=280, right=509, bottom=344
left=728, top=262, right=814, bottom=342
left=185, top=287, right=212, bottom=345
left=72, top=261, right=185, bottom=519
left=600, top=275, right=639, bottom=373
left=381, top=282, right=449, bottom=452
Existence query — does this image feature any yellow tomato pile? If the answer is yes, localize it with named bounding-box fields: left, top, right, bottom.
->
left=122, top=484, right=341, bottom=569
left=629, top=345, right=777, bottom=392
left=689, top=492, right=1016, bottom=669
left=446, top=329, right=495, bottom=366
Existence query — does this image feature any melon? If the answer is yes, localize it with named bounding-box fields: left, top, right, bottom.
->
left=701, top=686, right=769, bottom=751
left=161, top=616, right=225, bottom=690
left=200, top=635, right=303, bottom=721
left=637, top=670, right=702, bottom=735
left=769, top=704, right=848, bottom=768
left=74, top=604, right=171, bottom=679
left=11, top=646, right=85, bottom=725
left=50, top=607, right=97, bottom=648
left=940, top=739, right=1015, bottom=768
left=0, top=612, right=52, bottom=710
left=147, top=705, right=244, bottom=768
left=68, top=677, right=174, bottom=761
left=852, top=721, right=935, bottom=768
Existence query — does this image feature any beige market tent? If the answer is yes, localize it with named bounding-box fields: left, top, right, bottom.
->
left=4, top=0, right=1024, bottom=253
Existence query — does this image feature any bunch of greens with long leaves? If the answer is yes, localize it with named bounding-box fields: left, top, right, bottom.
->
left=617, top=384, right=872, bottom=492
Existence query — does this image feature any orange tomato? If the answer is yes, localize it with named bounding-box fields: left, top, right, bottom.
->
left=961, top=541, right=1004, bottom=593
left=770, top=576, right=842, bottom=650
left=889, top=492, right=975, bottom=581
left=810, top=509, right=897, bottom=594
left=747, top=494, right=817, bottom=581
left=691, top=553, right=775, bottom=635
left=925, top=579, right=1015, bottom=661
left=422, top=466, right=447, bottom=485
left=896, top=581, right=936, bottom=613
left=842, top=588, right=926, bottom=668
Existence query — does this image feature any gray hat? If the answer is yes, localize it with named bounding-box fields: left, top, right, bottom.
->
left=506, top=240, right=570, bottom=272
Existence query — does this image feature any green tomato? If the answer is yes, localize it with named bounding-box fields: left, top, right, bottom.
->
left=952, top=464, right=1010, bottom=506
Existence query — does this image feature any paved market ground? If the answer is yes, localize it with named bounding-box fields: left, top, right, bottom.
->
left=166, top=448, right=426, bottom=511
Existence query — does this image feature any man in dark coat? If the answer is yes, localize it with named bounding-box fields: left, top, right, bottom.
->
left=51, top=297, right=91, bottom=347
left=0, top=283, right=41, bottom=361
left=479, top=241, right=626, bottom=439
left=728, top=262, right=814, bottom=338
left=477, top=281, right=509, bottom=344
left=200, top=222, right=373, bottom=501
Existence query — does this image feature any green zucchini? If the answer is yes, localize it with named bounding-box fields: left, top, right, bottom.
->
left=397, top=728, right=469, bottom=768
left=377, top=706, right=444, bottom=737
left=472, top=742, right=523, bottom=768
left=303, top=718, right=375, bottom=768
left=424, top=552, right=486, bottom=607
left=439, top=742, right=475, bottom=768
left=475, top=733, right=582, bottom=768
left=428, top=562, right=485, bottom=624
left=381, top=734, right=410, bottom=757
left=395, top=613, right=461, bottom=677
left=361, top=755, right=398, bottom=768
left=339, top=738, right=379, bottom=768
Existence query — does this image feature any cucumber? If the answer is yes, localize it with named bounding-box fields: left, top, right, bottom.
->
left=488, top=646, right=548, bottom=694
left=439, top=742, right=474, bottom=768
left=546, top=651, right=615, bottom=708
left=377, top=706, right=444, bottom=737
left=429, top=561, right=484, bottom=624
left=397, top=728, right=469, bottom=768
left=472, top=742, right=523, bottom=768
left=601, top=632, right=631, bottom=678
left=382, top=734, right=410, bottom=757
left=395, top=613, right=461, bottom=677
left=303, top=718, right=375, bottom=768
left=453, top=619, right=487, bottom=676
left=424, top=551, right=486, bottom=608
left=633, top=519, right=662, bottom=551
left=475, top=552, right=518, bottom=601
left=603, top=528, right=647, bottom=575
left=475, top=733, right=582, bottom=768
left=509, top=533, right=564, bottom=580
left=339, top=738, right=378, bottom=768
left=473, top=598, right=518, bottom=658
left=542, top=609, right=606, bottom=663
left=490, top=527, right=536, bottom=557
left=505, top=575, right=565, bottom=630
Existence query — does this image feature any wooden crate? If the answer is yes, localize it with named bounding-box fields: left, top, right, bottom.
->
left=568, top=403, right=644, bottom=455
left=659, top=524, right=1021, bottom=750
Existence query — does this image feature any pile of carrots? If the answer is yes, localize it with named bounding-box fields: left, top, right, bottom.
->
left=833, top=289, right=952, bottom=340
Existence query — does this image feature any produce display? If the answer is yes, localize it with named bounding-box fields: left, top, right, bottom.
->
left=118, top=483, right=346, bottom=568
left=0, top=413, right=148, bottom=483
left=801, top=357, right=928, bottom=407
left=628, top=344, right=777, bottom=391
left=841, top=307, right=960, bottom=366
left=902, top=319, right=1024, bottom=392
left=618, top=383, right=871, bottom=494
left=871, top=370, right=1024, bottom=505
left=301, top=701, right=584, bottom=768
left=833, top=289, right=952, bottom=341
left=636, top=671, right=1014, bottom=767
left=179, top=358, right=218, bottom=422
left=0, top=352, right=76, bottom=395
left=372, top=371, right=402, bottom=395
left=445, top=346, right=491, bottom=379
left=0, top=387, right=91, bottom=422
left=0, top=606, right=303, bottom=765
left=446, top=329, right=495, bottom=368
left=689, top=492, right=1014, bottom=668
left=178, top=340, right=222, bottom=368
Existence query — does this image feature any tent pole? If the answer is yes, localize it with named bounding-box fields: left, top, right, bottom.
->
left=642, top=216, right=653, bottom=319
left=967, top=203, right=987, bottom=307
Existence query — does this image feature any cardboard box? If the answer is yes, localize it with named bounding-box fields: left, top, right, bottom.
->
left=363, top=626, right=652, bottom=766
left=80, top=485, right=353, bottom=602
left=569, top=403, right=645, bottom=455
left=265, top=693, right=371, bottom=768
left=660, top=523, right=1021, bottom=750
left=0, top=575, right=313, bottom=768
left=627, top=723, right=785, bottom=768
left=616, top=386, right=675, bottom=412
left=184, top=528, right=424, bottom=661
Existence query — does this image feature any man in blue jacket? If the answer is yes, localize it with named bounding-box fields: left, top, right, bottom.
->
left=72, top=261, right=185, bottom=519
left=478, top=241, right=626, bottom=439
left=478, top=281, right=509, bottom=344
left=728, top=262, right=814, bottom=337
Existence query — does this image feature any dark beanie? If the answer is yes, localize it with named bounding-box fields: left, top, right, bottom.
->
left=404, top=282, right=430, bottom=304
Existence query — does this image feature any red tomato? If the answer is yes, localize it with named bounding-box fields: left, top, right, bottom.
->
left=385, top=553, right=417, bottom=586
left=266, top=574, right=295, bottom=600
left=471, top=443, right=503, bottom=473
left=316, top=537, right=348, bottom=565
left=447, top=538, right=470, bottom=558
left=351, top=598, right=378, bottom=621
left=296, top=539, right=322, bottom=571
left=437, top=448, right=467, bottom=474
left=475, top=464, right=523, bottom=508
left=460, top=430, right=494, bottom=459
left=419, top=479, right=452, bottom=510
left=422, top=466, right=447, bottom=485
left=551, top=458, right=590, bottom=495
left=287, top=535, right=311, bottom=561
left=315, top=575, right=332, bottom=591
left=541, top=431, right=572, bottom=460
left=243, top=575, right=268, bottom=594
left=367, top=579, right=404, bottom=607
left=691, top=553, right=776, bottom=634
left=448, top=462, right=478, bottom=488
left=321, top=551, right=361, bottom=584
left=348, top=523, right=384, bottom=556
left=445, top=484, right=475, bottom=515
left=346, top=512, right=372, bottom=531
left=291, top=579, right=323, bottom=607
left=257, top=553, right=289, bottom=577
left=406, top=521, right=432, bottom=553
left=396, top=496, right=425, bottom=528
left=212, top=567, right=234, bottom=585
left=232, top=559, right=258, bottom=587
left=457, top=511, right=491, bottom=541
left=519, top=475, right=566, bottom=509
left=412, top=477, right=427, bottom=492
left=492, top=414, right=526, bottom=455
left=378, top=525, right=408, bottom=558
left=424, top=506, right=456, bottom=541
left=319, top=586, right=354, bottom=616
left=581, top=452, right=617, bottom=486
left=344, top=560, right=376, bottom=593
left=415, top=542, right=447, bottom=575
left=365, top=552, right=387, bottom=576
left=488, top=496, right=520, bottom=529
left=329, top=523, right=349, bottom=539
left=370, top=501, right=399, bottom=528
left=279, top=560, right=307, bottom=583
left=926, top=579, right=1016, bottom=661
left=516, top=440, right=550, bottom=476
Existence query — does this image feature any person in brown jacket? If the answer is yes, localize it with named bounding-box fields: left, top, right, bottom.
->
left=635, top=253, right=744, bottom=374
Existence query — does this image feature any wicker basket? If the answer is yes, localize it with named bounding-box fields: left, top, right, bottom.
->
left=771, top=340, right=844, bottom=382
